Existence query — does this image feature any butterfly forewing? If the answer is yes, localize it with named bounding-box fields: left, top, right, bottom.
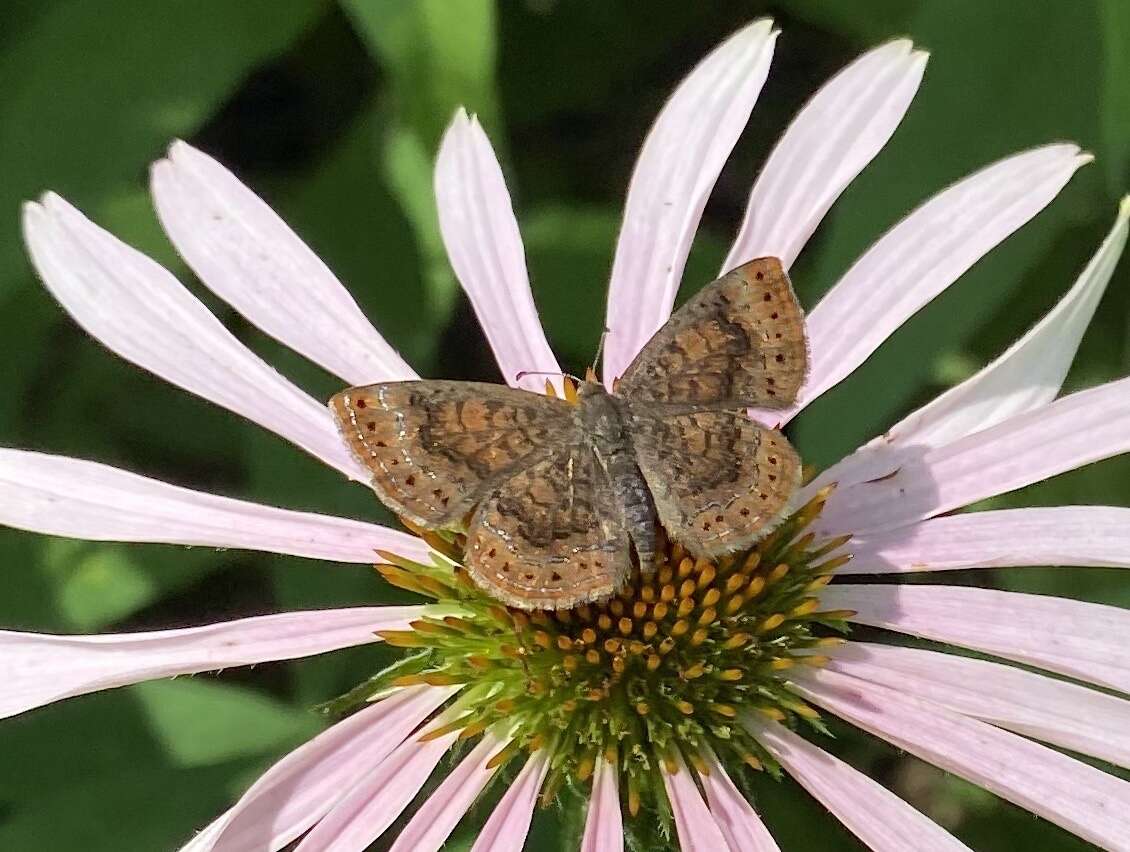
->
left=465, top=446, right=630, bottom=610
left=625, top=405, right=801, bottom=557
left=329, top=381, right=573, bottom=529
left=615, top=257, right=807, bottom=408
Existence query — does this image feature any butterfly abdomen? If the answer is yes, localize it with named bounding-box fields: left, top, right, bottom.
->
left=578, top=384, right=660, bottom=573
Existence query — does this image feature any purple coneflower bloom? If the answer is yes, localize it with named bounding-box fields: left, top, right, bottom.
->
left=4, top=18, right=1130, bottom=852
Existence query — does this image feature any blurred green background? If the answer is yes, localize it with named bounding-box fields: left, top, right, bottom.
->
left=1, top=0, right=1127, bottom=849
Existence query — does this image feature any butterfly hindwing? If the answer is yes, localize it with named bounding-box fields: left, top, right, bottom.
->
left=615, top=257, right=807, bottom=409
left=625, top=404, right=801, bottom=557
left=465, top=444, right=630, bottom=609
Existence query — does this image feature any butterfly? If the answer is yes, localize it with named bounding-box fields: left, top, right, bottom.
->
left=329, top=257, right=807, bottom=610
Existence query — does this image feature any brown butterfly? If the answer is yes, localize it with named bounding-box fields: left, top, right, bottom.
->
left=329, top=257, right=807, bottom=610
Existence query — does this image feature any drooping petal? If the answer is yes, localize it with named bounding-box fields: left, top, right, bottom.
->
left=794, top=667, right=1130, bottom=851
left=762, top=144, right=1090, bottom=424
left=0, top=448, right=429, bottom=564
left=826, top=641, right=1130, bottom=769
left=821, top=584, right=1130, bottom=694
left=698, top=748, right=780, bottom=852
left=723, top=40, right=927, bottom=272
left=151, top=141, right=417, bottom=386
left=660, top=752, right=732, bottom=851
left=2, top=606, right=422, bottom=720
left=581, top=756, right=623, bottom=852
left=21, top=195, right=367, bottom=481
left=843, top=507, right=1130, bottom=574
left=817, top=375, right=1130, bottom=536
left=388, top=730, right=507, bottom=852
left=434, top=109, right=561, bottom=394
left=602, top=19, right=778, bottom=384
left=745, top=718, right=970, bottom=852
left=199, top=685, right=456, bottom=852
left=470, top=750, right=551, bottom=852
left=295, top=705, right=464, bottom=852
left=811, top=196, right=1129, bottom=493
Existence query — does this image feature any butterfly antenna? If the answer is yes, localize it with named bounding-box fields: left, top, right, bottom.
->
left=514, top=369, right=583, bottom=384
left=589, top=327, right=610, bottom=382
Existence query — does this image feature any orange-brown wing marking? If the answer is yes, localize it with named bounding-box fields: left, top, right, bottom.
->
left=615, top=257, right=807, bottom=408
left=465, top=447, right=630, bottom=610
left=627, top=405, right=801, bottom=557
left=329, top=380, right=573, bottom=529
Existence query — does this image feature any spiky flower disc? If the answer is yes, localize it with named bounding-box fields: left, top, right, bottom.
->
left=336, top=485, right=852, bottom=835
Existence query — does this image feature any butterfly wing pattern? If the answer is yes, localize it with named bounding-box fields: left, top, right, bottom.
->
left=615, top=257, right=807, bottom=408
left=624, top=406, right=801, bottom=557
left=328, top=381, right=573, bottom=528
left=329, top=380, right=630, bottom=606
left=466, top=446, right=631, bottom=609
left=617, top=258, right=807, bottom=556
left=330, top=257, right=808, bottom=609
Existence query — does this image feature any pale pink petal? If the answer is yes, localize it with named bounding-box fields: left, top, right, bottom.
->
left=811, top=197, right=1129, bottom=494
left=745, top=718, right=970, bottom=852
left=794, top=667, right=1130, bottom=851
left=0, top=448, right=429, bottom=564
left=723, top=40, right=927, bottom=272
left=660, top=752, right=731, bottom=851
left=1, top=606, right=423, bottom=720
left=434, top=110, right=561, bottom=394
left=295, top=705, right=465, bottom=852
left=827, top=641, right=1130, bottom=769
left=602, top=19, right=778, bottom=384
left=152, top=141, right=416, bottom=386
left=699, top=748, right=780, bottom=852
left=581, top=756, right=623, bottom=852
left=817, top=375, right=1130, bottom=536
left=821, top=584, right=1130, bottom=694
left=21, top=195, right=367, bottom=481
left=761, top=144, right=1090, bottom=424
left=844, top=507, right=1130, bottom=574
left=471, top=750, right=551, bottom=852
left=388, top=730, right=507, bottom=852
left=198, top=685, right=457, bottom=852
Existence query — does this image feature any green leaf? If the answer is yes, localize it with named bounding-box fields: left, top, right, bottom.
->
left=0, top=689, right=166, bottom=800
left=1101, top=0, right=1130, bottom=194
left=522, top=203, right=621, bottom=368
left=132, top=678, right=321, bottom=768
left=281, top=104, right=441, bottom=370
left=40, top=540, right=157, bottom=630
left=0, top=0, right=322, bottom=300
left=35, top=539, right=224, bottom=631
left=341, top=0, right=500, bottom=144
left=341, top=0, right=503, bottom=360
left=0, top=760, right=242, bottom=852
left=780, top=0, right=920, bottom=42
